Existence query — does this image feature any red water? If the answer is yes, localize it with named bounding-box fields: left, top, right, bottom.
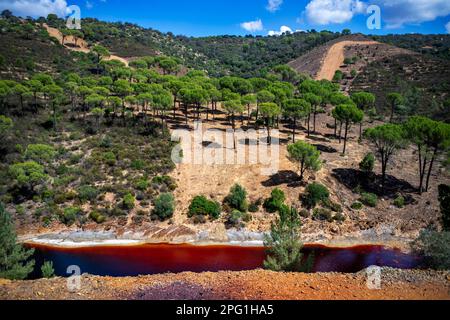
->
left=28, top=243, right=422, bottom=278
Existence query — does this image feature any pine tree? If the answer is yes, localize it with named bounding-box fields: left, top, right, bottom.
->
left=264, top=205, right=303, bottom=272
left=0, top=203, right=35, bottom=280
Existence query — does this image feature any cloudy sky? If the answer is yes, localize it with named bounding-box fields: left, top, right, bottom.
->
left=1, top=0, right=449, bottom=36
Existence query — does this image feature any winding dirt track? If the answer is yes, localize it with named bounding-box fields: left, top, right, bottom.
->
left=44, top=24, right=130, bottom=66
left=316, top=40, right=379, bottom=81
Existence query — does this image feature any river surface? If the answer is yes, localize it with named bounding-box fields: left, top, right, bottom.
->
left=27, top=243, right=423, bottom=278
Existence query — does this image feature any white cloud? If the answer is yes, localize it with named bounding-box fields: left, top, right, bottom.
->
left=85, top=1, right=93, bottom=9
left=0, top=0, right=69, bottom=18
left=266, top=0, right=283, bottom=12
left=303, top=0, right=450, bottom=29
left=372, top=0, right=450, bottom=29
left=305, top=0, right=366, bottom=25
left=268, top=25, right=293, bottom=36
left=240, top=19, right=264, bottom=32
left=446, top=21, right=450, bottom=34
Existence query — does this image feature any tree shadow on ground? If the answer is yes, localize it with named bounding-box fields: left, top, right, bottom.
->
left=313, top=144, right=338, bottom=153
left=331, top=168, right=417, bottom=199
left=262, top=170, right=306, bottom=188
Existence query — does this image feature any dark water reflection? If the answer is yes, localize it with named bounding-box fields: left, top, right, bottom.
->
left=27, top=243, right=422, bottom=278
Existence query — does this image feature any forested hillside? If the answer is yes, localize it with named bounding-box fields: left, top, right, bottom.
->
left=374, top=34, right=450, bottom=61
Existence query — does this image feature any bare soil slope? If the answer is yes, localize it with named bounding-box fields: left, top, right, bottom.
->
left=44, top=25, right=130, bottom=66
left=1, top=269, right=448, bottom=300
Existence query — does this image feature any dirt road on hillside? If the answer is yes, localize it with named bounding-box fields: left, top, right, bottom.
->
left=44, top=24, right=130, bottom=66
left=316, top=40, right=379, bottom=81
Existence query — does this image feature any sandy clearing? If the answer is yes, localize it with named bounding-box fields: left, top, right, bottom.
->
left=43, top=24, right=129, bottom=66
left=316, top=40, right=380, bottom=81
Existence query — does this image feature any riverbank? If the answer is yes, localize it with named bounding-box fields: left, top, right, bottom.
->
left=20, top=229, right=416, bottom=251
left=1, top=268, right=449, bottom=300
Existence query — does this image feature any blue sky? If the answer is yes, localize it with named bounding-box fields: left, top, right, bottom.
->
left=1, top=0, right=450, bottom=36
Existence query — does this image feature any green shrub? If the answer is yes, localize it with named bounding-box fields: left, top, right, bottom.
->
left=393, top=195, right=405, bottom=208
left=224, top=184, right=248, bottom=212
left=188, top=195, right=221, bottom=220
left=102, top=151, right=117, bottom=166
left=135, top=178, right=149, bottom=191
left=248, top=199, right=262, bottom=213
left=24, top=144, right=57, bottom=164
left=153, top=193, right=175, bottom=221
left=89, top=211, right=106, bottom=224
left=321, top=199, right=343, bottom=213
left=110, top=207, right=126, bottom=217
left=333, top=212, right=346, bottom=222
left=351, top=202, right=363, bottom=210
left=359, top=153, right=375, bottom=174
left=412, top=230, right=450, bottom=270
left=122, top=193, right=135, bottom=210
left=302, top=183, right=330, bottom=209
left=131, top=159, right=145, bottom=170
left=263, top=188, right=286, bottom=213
left=226, top=210, right=251, bottom=229
left=360, top=192, right=378, bottom=207
left=61, top=207, right=81, bottom=226
left=312, top=208, right=333, bottom=222
left=299, top=209, right=310, bottom=218
left=192, top=215, right=207, bottom=224
left=77, top=185, right=99, bottom=202
left=41, top=261, right=55, bottom=278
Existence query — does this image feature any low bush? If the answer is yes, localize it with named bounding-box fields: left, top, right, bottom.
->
left=321, top=199, right=343, bottom=213
left=411, top=230, right=450, bottom=270
left=153, top=193, right=175, bottom=221
left=359, top=153, right=375, bottom=174
left=77, top=185, right=99, bottom=202
left=89, top=211, right=106, bottom=224
left=102, top=151, right=117, bottom=166
left=248, top=199, right=262, bottom=213
left=312, top=208, right=333, bottom=222
left=302, top=183, right=330, bottom=209
left=393, top=195, right=405, bottom=208
left=226, top=210, right=251, bottom=229
left=41, top=261, right=55, bottom=279
left=188, top=195, right=221, bottom=220
left=333, top=212, right=346, bottom=222
left=360, top=192, right=378, bottom=207
left=351, top=202, right=363, bottom=210
left=224, top=184, right=248, bottom=212
left=122, top=193, right=135, bottom=210
left=299, top=209, right=310, bottom=218
left=263, top=188, right=286, bottom=213
left=135, top=178, right=149, bottom=191
left=61, top=207, right=82, bottom=226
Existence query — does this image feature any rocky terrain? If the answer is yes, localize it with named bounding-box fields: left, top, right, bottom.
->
left=1, top=268, right=449, bottom=300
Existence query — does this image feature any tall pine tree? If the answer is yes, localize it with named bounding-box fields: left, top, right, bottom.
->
left=0, top=203, right=35, bottom=280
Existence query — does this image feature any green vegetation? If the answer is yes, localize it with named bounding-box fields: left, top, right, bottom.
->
left=188, top=195, right=221, bottom=220
left=41, top=261, right=55, bottom=278
left=0, top=203, right=35, bottom=280
left=287, top=141, right=321, bottom=181
left=364, top=124, right=407, bottom=187
left=412, top=230, right=450, bottom=270
left=263, top=188, right=286, bottom=213
left=152, top=193, right=175, bottom=221
left=359, top=153, right=375, bottom=175
left=302, top=183, right=330, bottom=209
left=332, top=103, right=364, bottom=154
left=264, top=205, right=312, bottom=272
left=360, top=192, right=378, bottom=208
left=224, top=184, right=248, bottom=213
